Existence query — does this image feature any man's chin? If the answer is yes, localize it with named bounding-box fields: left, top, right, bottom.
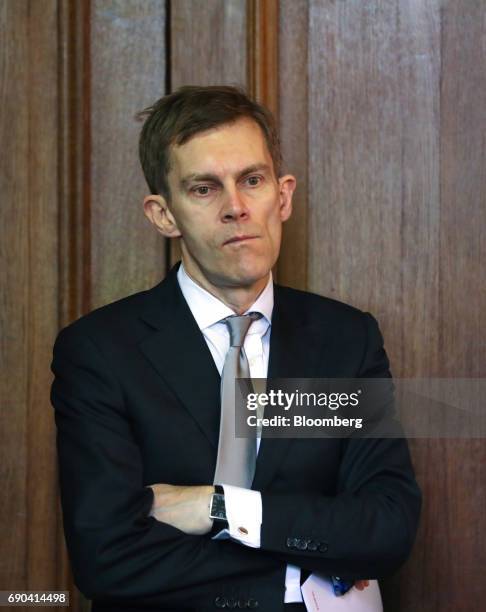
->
left=214, top=264, right=271, bottom=290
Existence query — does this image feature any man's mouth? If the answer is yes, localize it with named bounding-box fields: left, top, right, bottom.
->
left=223, top=235, right=258, bottom=246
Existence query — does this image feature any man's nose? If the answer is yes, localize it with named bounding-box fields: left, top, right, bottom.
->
left=220, top=185, right=249, bottom=222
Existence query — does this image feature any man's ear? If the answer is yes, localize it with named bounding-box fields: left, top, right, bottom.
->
left=143, top=194, right=182, bottom=238
left=278, top=174, right=296, bottom=222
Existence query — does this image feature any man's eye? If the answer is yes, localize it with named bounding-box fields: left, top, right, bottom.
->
left=245, top=175, right=262, bottom=186
left=193, top=186, right=211, bottom=196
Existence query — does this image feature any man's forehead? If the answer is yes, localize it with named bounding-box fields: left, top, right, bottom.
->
left=169, top=118, right=271, bottom=174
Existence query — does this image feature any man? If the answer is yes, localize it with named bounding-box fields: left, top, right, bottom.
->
left=51, top=85, right=421, bottom=611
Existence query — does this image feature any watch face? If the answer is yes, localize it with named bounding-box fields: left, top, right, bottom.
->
left=210, top=493, right=226, bottom=520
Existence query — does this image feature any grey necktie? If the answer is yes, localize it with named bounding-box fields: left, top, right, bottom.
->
left=213, top=312, right=261, bottom=488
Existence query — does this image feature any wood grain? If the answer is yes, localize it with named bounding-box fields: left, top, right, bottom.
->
left=277, top=0, right=309, bottom=290
left=247, top=0, right=279, bottom=121
left=0, top=0, right=30, bottom=596
left=90, top=0, right=167, bottom=309
left=300, top=1, right=485, bottom=610
left=26, top=0, right=62, bottom=597
left=307, top=1, right=428, bottom=341
left=434, top=2, right=486, bottom=609
left=171, top=0, right=247, bottom=89
left=0, top=0, right=59, bottom=606
left=58, top=0, right=92, bottom=329
left=387, top=3, right=486, bottom=609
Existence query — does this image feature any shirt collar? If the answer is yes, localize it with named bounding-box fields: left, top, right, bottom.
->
left=177, top=262, right=273, bottom=332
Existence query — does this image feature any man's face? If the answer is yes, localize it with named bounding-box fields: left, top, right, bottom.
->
left=161, top=118, right=295, bottom=290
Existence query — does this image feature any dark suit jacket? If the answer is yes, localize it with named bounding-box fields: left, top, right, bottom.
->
left=50, top=263, right=421, bottom=611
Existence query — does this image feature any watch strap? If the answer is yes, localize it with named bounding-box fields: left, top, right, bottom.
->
left=209, top=485, right=229, bottom=533
left=214, top=484, right=224, bottom=495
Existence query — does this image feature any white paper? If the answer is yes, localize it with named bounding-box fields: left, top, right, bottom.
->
left=301, top=574, right=383, bottom=612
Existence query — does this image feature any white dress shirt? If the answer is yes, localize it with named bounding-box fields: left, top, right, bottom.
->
left=177, top=262, right=304, bottom=603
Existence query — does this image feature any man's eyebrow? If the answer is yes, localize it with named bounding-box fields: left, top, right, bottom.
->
left=180, top=172, right=221, bottom=189
left=237, top=163, right=271, bottom=177
left=180, top=163, right=271, bottom=189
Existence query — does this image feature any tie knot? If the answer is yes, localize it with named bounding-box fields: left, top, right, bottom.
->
left=224, top=312, right=262, bottom=347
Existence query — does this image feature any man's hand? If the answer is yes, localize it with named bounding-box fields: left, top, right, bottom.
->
left=147, top=483, right=215, bottom=535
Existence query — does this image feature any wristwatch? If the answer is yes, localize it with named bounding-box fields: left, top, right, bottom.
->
left=209, top=484, right=227, bottom=522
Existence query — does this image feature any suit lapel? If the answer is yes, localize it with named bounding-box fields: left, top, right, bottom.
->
left=137, top=268, right=331, bottom=490
left=252, top=285, right=328, bottom=490
left=138, top=264, right=221, bottom=449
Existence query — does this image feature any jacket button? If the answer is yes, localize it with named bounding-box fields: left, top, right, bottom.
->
left=286, top=537, right=297, bottom=549
left=307, top=539, right=319, bottom=551
left=226, top=598, right=237, bottom=608
left=215, top=596, right=226, bottom=608
left=318, top=542, right=329, bottom=553
left=248, top=599, right=259, bottom=609
left=296, top=538, right=308, bottom=550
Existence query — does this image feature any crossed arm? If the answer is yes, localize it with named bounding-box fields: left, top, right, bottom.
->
left=51, top=312, right=421, bottom=606
left=146, top=482, right=370, bottom=591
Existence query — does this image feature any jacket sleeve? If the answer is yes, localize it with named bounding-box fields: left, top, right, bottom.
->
left=259, top=311, right=422, bottom=579
left=51, top=323, right=282, bottom=608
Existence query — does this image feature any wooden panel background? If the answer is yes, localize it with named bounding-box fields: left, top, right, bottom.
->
left=89, top=0, right=167, bottom=308
left=277, top=1, right=485, bottom=611
left=277, top=0, right=308, bottom=289
left=0, top=0, right=60, bottom=601
left=1, top=1, right=485, bottom=611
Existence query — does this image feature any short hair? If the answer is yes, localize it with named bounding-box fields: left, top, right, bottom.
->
left=136, top=85, right=282, bottom=200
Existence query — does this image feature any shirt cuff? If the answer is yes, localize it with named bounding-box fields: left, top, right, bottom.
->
left=210, top=484, right=262, bottom=548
